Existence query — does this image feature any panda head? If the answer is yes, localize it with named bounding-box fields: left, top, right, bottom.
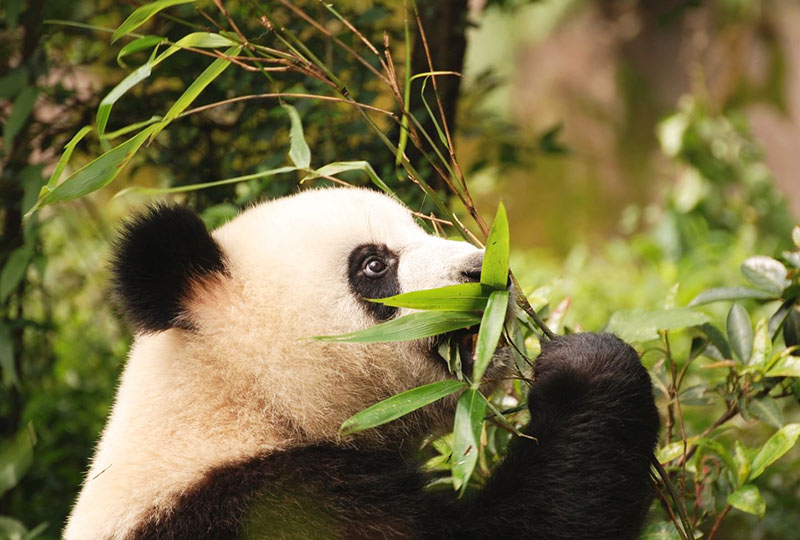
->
left=111, top=187, right=506, bottom=446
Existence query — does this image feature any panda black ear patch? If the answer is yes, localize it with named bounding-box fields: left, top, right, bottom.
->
left=111, top=204, right=227, bottom=333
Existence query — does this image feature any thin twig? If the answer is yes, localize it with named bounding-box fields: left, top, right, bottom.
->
left=181, top=93, right=396, bottom=118
left=707, top=504, right=731, bottom=540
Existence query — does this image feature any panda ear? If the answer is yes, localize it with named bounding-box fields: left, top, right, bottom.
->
left=111, top=204, right=227, bottom=333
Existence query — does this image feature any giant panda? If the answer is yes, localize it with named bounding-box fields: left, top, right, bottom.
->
left=65, top=187, right=659, bottom=540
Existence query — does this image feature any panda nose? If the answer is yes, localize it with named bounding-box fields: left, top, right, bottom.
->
left=460, top=256, right=512, bottom=287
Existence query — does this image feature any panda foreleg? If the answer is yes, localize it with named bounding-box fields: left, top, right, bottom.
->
left=443, top=332, right=660, bottom=540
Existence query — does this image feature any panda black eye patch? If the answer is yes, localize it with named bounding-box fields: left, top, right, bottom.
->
left=347, top=244, right=399, bottom=320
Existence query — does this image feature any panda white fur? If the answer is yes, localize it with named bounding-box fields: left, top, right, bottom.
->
left=65, top=187, right=659, bottom=540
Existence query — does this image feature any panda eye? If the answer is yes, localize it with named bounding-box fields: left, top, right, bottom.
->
left=363, top=256, right=388, bottom=278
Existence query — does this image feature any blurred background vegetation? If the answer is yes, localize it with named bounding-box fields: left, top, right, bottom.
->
left=1, top=0, right=799, bottom=539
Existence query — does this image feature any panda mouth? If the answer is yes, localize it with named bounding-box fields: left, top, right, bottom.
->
left=434, top=325, right=505, bottom=378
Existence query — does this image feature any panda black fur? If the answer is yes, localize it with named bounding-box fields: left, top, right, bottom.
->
left=65, top=188, right=659, bottom=540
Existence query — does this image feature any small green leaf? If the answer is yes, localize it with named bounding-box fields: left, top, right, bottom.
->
left=46, top=126, right=93, bottom=190
left=748, top=397, right=784, bottom=429
left=657, top=437, right=697, bottom=463
left=734, top=441, right=752, bottom=487
left=606, top=308, right=711, bottom=343
left=150, top=45, right=241, bottom=141
left=0, top=246, right=33, bottom=303
left=0, top=423, right=36, bottom=497
left=727, top=484, right=766, bottom=518
left=302, top=161, right=392, bottom=195
left=116, top=35, right=165, bottom=66
left=315, top=311, right=481, bottom=343
left=368, top=283, right=491, bottom=311
left=751, top=318, right=771, bottom=367
left=472, top=290, right=509, bottom=384
left=741, top=256, right=790, bottom=296
left=283, top=104, right=311, bottom=169
left=688, top=286, right=774, bottom=306
left=480, top=202, right=509, bottom=290
left=31, top=125, right=156, bottom=212
left=749, top=423, right=800, bottom=480
left=727, top=304, right=753, bottom=364
left=111, top=0, right=197, bottom=43
left=639, top=522, right=683, bottom=540
left=3, top=86, right=39, bottom=154
left=700, top=323, right=732, bottom=360
left=97, top=60, right=154, bottom=137
left=339, top=380, right=466, bottom=435
left=451, top=388, right=486, bottom=494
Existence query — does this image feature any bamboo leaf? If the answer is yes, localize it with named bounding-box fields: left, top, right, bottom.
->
left=116, top=35, right=165, bottom=66
left=451, top=388, right=486, bottom=494
left=749, top=423, right=800, bottom=480
left=727, top=304, right=753, bottom=364
left=314, top=311, right=480, bottom=343
left=727, top=484, right=766, bottom=518
left=283, top=104, right=311, bottom=169
left=111, top=0, right=197, bottom=43
left=688, top=286, right=774, bottom=306
left=46, top=126, right=93, bottom=189
left=28, top=125, right=156, bottom=214
left=367, top=283, right=491, bottom=311
left=481, top=202, right=509, bottom=290
left=115, top=166, right=297, bottom=197
left=472, top=290, right=509, bottom=384
left=339, top=380, right=466, bottom=435
left=302, top=161, right=392, bottom=195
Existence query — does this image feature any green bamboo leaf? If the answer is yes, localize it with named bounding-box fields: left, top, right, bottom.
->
left=481, top=202, right=509, bottom=290
left=0, top=423, right=36, bottom=497
left=472, top=290, right=509, bottom=384
left=339, top=380, right=466, bottom=435
left=46, top=126, right=93, bottom=190
left=367, top=283, right=491, bottom=311
left=3, top=86, right=38, bottom=154
left=30, top=125, right=156, bottom=213
left=315, top=311, right=480, bottom=343
left=115, top=166, right=297, bottom=197
left=749, top=423, right=800, bottom=480
left=451, top=388, right=486, bottom=494
left=111, top=0, right=197, bottom=43
left=688, top=286, right=774, bottom=306
left=747, top=396, right=784, bottom=429
left=727, top=484, right=766, bottom=518
left=0, top=246, right=32, bottom=303
left=116, top=35, right=165, bottom=66
left=606, top=308, right=711, bottom=343
left=741, top=256, right=790, bottom=296
left=283, top=104, right=311, bottom=169
left=727, top=303, right=753, bottom=364
left=149, top=45, right=241, bottom=141
left=302, top=161, right=392, bottom=195
left=97, top=60, right=154, bottom=137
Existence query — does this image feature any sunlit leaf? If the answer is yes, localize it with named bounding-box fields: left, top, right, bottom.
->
left=314, top=311, right=480, bottom=343
left=727, top=484, right=766, bottom=518
left=741, top=256, right=790, bottom=296
left=302, top=161, right=392, bottom=195
left=111, top=0, right=197, bottom=43
left=727, top=304, right=753, bottom=364
left=639, top=522, right=683, bottom=540
left=688, top=286, right=774, bottom=306
left=749, top=423, right=800, bottom=480
left=116, top=35, right=165, bottom=66
left=765, top=351, right=800, bottom=377
left=451, top=388, right=486, bottom=494
left=751, top=318, right=771, bottom=367
left=46, top=126, right=92, bottom=189
left=283, top=104, right=311, bottom=169
left=733, top=441, right=752, bottom=487
left=368, top=283, right=491, bottom=311
left=606, top=308, right=711, bottom=343
left=472, top=290, right=509, bottom=384
left=480, top=202, right=509, bottom=290
left=340, top=380, right=466, bottom=435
